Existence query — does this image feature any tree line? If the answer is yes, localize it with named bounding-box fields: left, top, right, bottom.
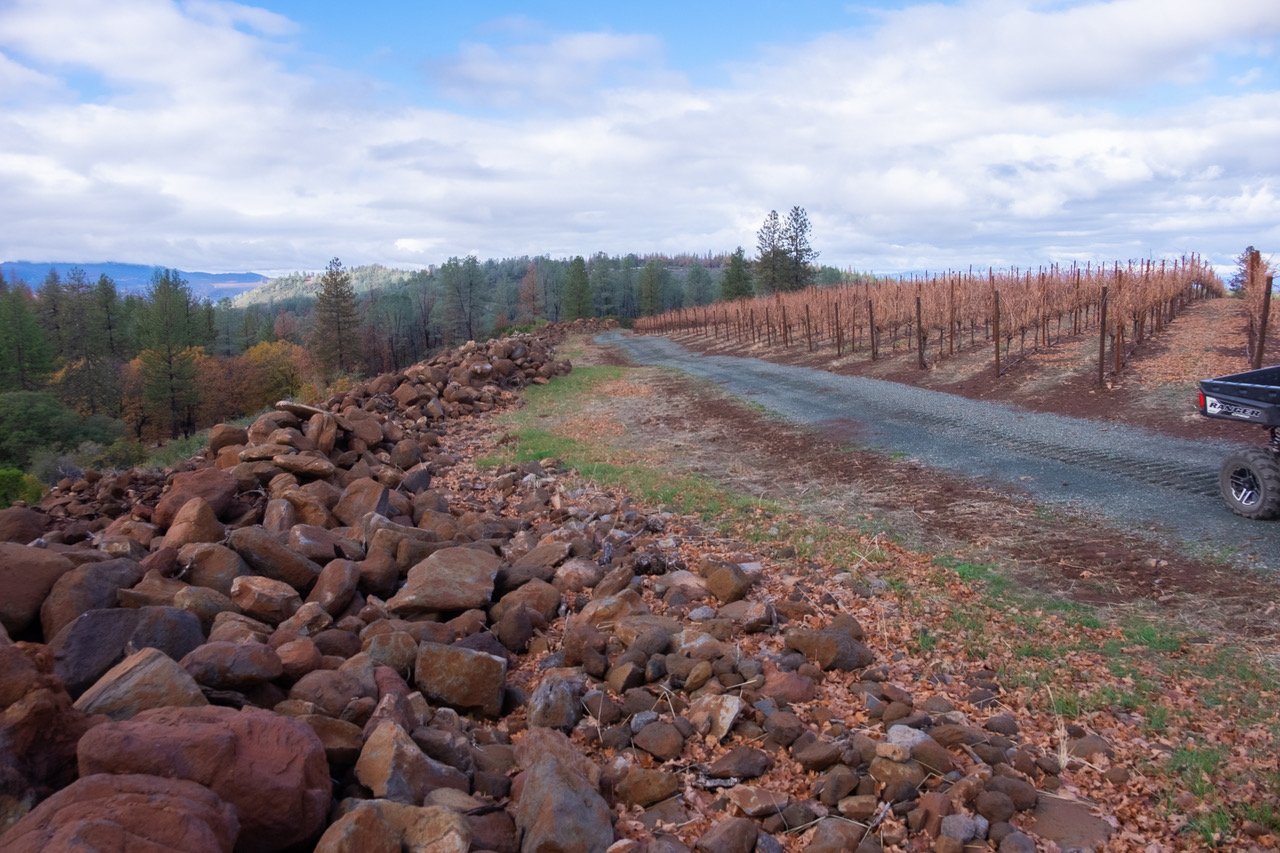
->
left=0, top=210, right=834, bottom=475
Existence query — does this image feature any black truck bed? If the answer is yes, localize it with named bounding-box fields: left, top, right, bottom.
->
left=1200, top=365, right=1280, bottom=426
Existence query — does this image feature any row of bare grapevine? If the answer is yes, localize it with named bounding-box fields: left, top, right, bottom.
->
left=1242, top=248, right=1276, bottom=369
left=635, top=256, right=1223, bottom=378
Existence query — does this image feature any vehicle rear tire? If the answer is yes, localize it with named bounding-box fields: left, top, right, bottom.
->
left=1219, top=449, right=1280, bottom=520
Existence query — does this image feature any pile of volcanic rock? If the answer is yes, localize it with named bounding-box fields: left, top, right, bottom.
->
left=0, top=330, right=1106, bottom=852
left=35, top=330, right=575, bottom=528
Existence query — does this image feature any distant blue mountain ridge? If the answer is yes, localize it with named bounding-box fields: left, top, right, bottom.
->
left=0, top=261, right=266, bottom=301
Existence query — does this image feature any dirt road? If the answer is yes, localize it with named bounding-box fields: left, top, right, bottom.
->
left=599, top=330, right=1280, bottom=572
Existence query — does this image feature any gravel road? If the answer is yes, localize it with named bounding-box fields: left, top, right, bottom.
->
left=598, top=330, right=1280, bottom=570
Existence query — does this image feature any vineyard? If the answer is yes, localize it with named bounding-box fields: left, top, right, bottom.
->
left=635, top=257, right=1226, bottom=380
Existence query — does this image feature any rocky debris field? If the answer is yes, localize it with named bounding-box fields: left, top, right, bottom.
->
left=2, top=319, right=1121, bottom=852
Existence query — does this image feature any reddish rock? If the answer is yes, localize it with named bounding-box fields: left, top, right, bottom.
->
left=178, top=543, right=248, bottom=596
left=504, top=541, right=571, bottom=589
left=514, top=743, right=612, bottom=853
left=356, top=720, right=444, bottom=804
left=491, top=577, right=561, bottom=623
left=695, top=817, right=758, bottom=853
left=289, top=667, right=378, bottom=718
left=0, top=773, right=239, bottom=853
left=306, top=559, right=361, bottom=616
left=181, top=641, right=284, bottom=690
left=39, top=556, right=144, bottom=641
left=413, top=642, right=507, bottom=716
left=51, top=606, right=204, bottom=698
left=276, top=637, right=324, bottom=681
left=634, top=721, right=685, bottom=761
left=228, top=526, right=322, bottom=591
left=230, top=575, right=303, bottom=624
left=315, top=800, right=470, bottom=853
left=0, top=644, right=100, bottom=795
left=333, top=478, right=392, bottom=527
left=154, top=468, right=238, bottom=528
left=77, top=705, right=331, bottom=852
left=300, top=714, right=364, bottom=768
left=74, top=646, right=208, bottom=720
left=387, top=546, right=500, bottom=615
left=617, top=767, right=681, bottom=807
left=208, top=423, right=249, bottom=454
left=160, top=497, right=226, bottom=548
left=173, top=584, right=235, bottom=631
left=0, top=507, right=49, bottom=545
left=0, top=543, right=75, bottom=637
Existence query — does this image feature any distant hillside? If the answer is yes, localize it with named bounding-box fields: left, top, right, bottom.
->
left=232, top=264, right=419, bottom=306
left=0, top=261, right=266, bottom=301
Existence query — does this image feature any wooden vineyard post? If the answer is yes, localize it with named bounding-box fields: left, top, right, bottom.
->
left=835, top=302, right=842, bottom=356
left=916, top=295, right=927, bottom=369
left=1257, top=275, right=1275, bottom=370
left=805, top=304, right=814, bottom=352
left=781, top=306, right=789, bottom=348
left=868, top=299, right=878, bottom=361
left=765, top=307, right=772, bottom=347
left=1097, top=286, right=1109, bottom=385
left=948, top=277, right=956, bottom=356
left=993, top=289, right=1001, bottom=377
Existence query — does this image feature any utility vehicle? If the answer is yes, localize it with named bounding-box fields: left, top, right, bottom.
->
left=1199, top=365, right=1280, bottom=518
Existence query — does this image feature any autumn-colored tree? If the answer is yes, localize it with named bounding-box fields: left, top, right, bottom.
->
left=243, top=340, right=313, bottom=409
left=518, top=262, right=540, bottom=323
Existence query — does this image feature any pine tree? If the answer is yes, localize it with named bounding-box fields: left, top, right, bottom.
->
left=720, top=248, right=753, bottom=300
left=138, top=269, right=202, bottom=438
left=312, top=257, right=362, bottom=377
left=638, top=260, right=665, bottom=316
left=755, top=210, right=787, bottom=294
left=0, top=282, right=53, bottom=391
left=685, top=265, right=714, bottom=306
left=782, top=206, right=818, bottom=291
left=563, top=256, right=592, bottom=320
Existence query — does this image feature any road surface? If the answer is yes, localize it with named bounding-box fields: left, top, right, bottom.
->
left=598, top=330, right=1280, bottom=570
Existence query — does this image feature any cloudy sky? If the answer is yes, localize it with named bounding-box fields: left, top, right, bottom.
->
left=1, top=0, right=1277, bottom=275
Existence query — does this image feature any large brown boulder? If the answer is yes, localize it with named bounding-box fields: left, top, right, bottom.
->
left=228, top=526, right=322, bottom=591
left=386, top=547, right=500, bottom=615
left=50, top=606, right=204, bottom=698
left=181, top=641, right=284, bottom=691
left=0, top=543, right=75, bottom=637
left=39, top=557, right=144, bottom=641
left=0, top=773, right=240, bottom=853
left=0, top=507, right=49, bottom=545
left=77, top=705, right=330, bottom=852
left=0, top=643, right=100, bottom=796
left=315, top=800, right=470, bottom=853
left=73, top=646, right=208, bottom=720
left=153, top=468, right=238, bottom=529
left=160, top=497, right=226, bottom=549
left=413, top=642, right=507, bottom=717
left=513, top=730, right=612, bottom=853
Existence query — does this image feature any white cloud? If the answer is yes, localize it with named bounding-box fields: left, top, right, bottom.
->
left=0, top=0, right=1276, bottom=275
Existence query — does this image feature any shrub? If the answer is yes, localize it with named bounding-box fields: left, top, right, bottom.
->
left=0, top=468, right=45, bottom=508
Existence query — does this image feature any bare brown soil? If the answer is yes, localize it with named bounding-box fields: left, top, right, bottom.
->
left=578, top=307, right=1280, bottom=647
left=664, top=297, right=1258, bottom=443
